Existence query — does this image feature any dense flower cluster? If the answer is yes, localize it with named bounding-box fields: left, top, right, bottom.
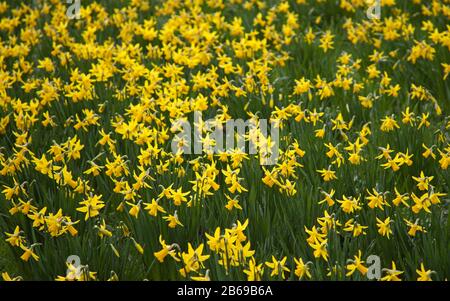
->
left=0, top=0, right=449, bottom=281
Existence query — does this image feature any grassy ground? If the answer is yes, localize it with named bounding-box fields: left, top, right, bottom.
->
left=0, top=239, right=17, bottom=276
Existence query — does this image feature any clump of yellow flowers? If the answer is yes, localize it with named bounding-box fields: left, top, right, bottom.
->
left=0, top=0, right=449, bottom=281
